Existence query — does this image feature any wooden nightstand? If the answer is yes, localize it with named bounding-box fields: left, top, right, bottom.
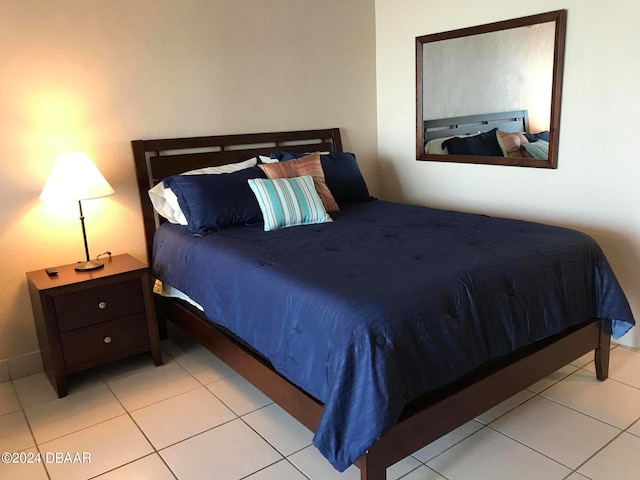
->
left=26, top=254, right=162, bottom=397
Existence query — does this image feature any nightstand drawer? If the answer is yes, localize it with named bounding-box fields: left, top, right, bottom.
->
left=60, top=313, right=150, bottom=368
left=54, top=279, right=145, bottom=331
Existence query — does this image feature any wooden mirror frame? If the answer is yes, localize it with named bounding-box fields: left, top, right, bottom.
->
left=416, top=10, right=567, bottom=168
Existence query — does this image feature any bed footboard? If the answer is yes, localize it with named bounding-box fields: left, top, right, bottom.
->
left=354, top=319, right=610, bottom=480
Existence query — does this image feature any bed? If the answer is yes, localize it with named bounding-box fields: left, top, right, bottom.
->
left=423, top=110, right=551, bottom=161
left=132, top=128, right=634, bottom=480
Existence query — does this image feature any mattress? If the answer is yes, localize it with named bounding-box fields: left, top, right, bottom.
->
left=152, top=199, right=634, bottom=471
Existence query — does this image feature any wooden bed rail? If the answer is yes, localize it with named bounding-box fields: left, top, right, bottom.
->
left=158, top=293, right=609, bottom=480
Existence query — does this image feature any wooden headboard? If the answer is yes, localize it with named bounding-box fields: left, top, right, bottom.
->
left=423, top=110, right=529, bottom=143
left=131, top=128, right=342, bottom=263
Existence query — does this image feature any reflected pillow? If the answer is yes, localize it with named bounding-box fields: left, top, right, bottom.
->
left=258, top=152, right=339, bottom=212
left=523, top=140, right=549, bottom=159
left=524, top=131, right=550, bottom=143
left=148, top=157, right=257, bottom=224
left=248, top=176, right=332, bottom=232
left=163, top=166, right=266, bottom=235
left=424, top=132, right=481, bottom=154
left=496, top=131, right=529, bottom=158
left=442, top=128, right=503, bottom=157
left=425, top=137, right=451, bottom=155
left=269, top=151, right=370, bottom=204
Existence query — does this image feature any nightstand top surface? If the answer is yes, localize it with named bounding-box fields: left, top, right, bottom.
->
left=26, top=254, right=148, bottom=291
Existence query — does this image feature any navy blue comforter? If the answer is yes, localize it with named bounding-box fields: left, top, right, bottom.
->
left=153, top=200, right=634, bottom=471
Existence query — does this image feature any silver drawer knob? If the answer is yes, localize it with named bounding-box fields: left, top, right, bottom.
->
left=103, top=336, right=112, bottom=344
left=98, top=301, right=107, bottom=310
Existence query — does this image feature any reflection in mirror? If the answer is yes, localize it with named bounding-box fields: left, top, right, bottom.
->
left=416, top=10, right=566, bottom=168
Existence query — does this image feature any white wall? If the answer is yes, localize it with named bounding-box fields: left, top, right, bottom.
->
left=423, top=22, right=555, bottom=132
left=2, top=0, right=637, bottom=373
left=376, top=0, right=640, bottom=346
left=0, top=0, right=378, bottom=371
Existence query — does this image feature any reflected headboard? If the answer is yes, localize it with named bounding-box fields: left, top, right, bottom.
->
left=423, top=110, right=529, bottom=143
left=131, top=128, right=342, bottom=263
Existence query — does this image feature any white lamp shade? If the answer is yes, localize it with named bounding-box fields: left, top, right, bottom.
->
left=40, top=152, right=115, bottom=202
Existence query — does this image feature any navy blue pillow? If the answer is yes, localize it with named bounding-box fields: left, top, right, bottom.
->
left=164, top=166, right=267, bottom=235
left=442, top=128, right=503, bottom=157
left=270, top=151, right=298, bottom=162
left=269, top=151, right=370, bottom=204
left=524, top=131, right=550, bottom=143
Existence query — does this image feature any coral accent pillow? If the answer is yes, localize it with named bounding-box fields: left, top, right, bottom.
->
left=497, top=131, right=530, bottom=158
left=258, top=152, right=339, bottom=212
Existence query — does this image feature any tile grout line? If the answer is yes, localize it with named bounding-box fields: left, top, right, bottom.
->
left=420, top=424, right=489, bottom=473
left=10, top=378, right=53, bottom=480
left=98, top=342, right=280, bottom=479
left=394, top=463, right=427, bottom=480
left=199, top=379, right=313, bottom=478
left=24, top=383, right=131, bottom=445
left=235, top=457, right=307, bottom=480
left=180, top=358, right=313, bottom=479
left=481, top=357, right=640, bottom=479
left=403, top=463, right=455, bottom=480
left=100, top=365, right=180, bottom=480
left=101, top=352, right=204, bottom=413
left=483, top=421, right=584, bottom=474
left=100, top=344, right=294, bottom=479
left=567, top=429, right=627, bottom=479
left=85, top=452, right=173, bottom=480
left=5, top=340, right=639, bottom=480
left=236, top=410, right=303, bottom=459
left=537, top=366, right=640, bottom=431
left=424, top=367, right=615, bottom=478
left=435, top=386, right=539, bottom=449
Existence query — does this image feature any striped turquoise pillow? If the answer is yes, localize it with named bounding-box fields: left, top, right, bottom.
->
left=523, top=140, right=549, bottom=160
left=248, top=176, right=332, bottom=231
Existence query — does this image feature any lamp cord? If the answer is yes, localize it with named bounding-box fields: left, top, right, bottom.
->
left=96, top=251, right=112, bottom=261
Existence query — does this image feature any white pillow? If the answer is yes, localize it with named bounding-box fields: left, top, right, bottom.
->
left=424, top=137, right=452, bottom=154
left=148, top=157, right=258, bottom=224
left=258, top=155, right=279, bottom=164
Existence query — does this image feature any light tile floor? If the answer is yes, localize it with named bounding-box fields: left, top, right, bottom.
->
left=1, top=329, right=640, bottom=480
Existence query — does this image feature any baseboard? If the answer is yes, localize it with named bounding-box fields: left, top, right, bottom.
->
left=0, top=360, right=9, bottom=383
left=0, top=341, right=635, bottom=385
left=0, top=351, right=44, bottom=382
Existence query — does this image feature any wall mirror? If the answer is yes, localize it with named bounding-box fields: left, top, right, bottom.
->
left=416, top=10, right=566, bottom=168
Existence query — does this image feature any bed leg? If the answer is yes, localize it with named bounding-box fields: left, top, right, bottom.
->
left=154, top=295, right=169, bottom=340
left=595, top=327, right=611, bottom=381
left=359, top=453, right=386, bottom=480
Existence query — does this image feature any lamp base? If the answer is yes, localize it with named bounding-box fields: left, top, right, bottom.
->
left=75, top=260, right=104, bottom=272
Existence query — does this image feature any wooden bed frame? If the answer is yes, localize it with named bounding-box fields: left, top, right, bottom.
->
left=132, top=128, right=610, bottom=480
left=423, top=109, right=529, bottom=143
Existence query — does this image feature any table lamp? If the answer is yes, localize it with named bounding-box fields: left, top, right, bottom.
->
left=40, top=152, right=115, bottom=271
